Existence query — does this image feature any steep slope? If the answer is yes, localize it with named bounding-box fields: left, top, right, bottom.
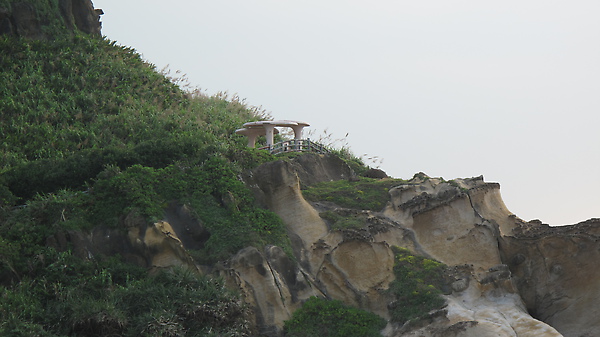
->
left=237, top=155, right=599, bottom=337
left=0, top=1, right=299, bottom=335
left=2, top=2, right=598, bottom=337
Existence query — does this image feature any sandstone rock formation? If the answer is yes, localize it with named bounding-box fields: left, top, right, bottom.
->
left=500, top=218, right=600, bottom=337
left=46, top=154, right=599, bottom=336
left=230, top=155, right=599, bottom=336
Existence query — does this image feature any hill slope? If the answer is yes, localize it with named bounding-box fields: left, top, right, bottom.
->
left=0, top=1, right=318, bottom=335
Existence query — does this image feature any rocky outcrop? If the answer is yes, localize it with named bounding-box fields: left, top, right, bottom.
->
left=235, top=158, right=567, bottom=336
left=0, top=0, right=102, bottom=39
left=246, top=154, right=354, bottom=268
left=47, top=206, right=198, bottom=272
left=500, top=218, right=600, bottom=337
left=217, top=246, right=320, bottom=336
left=45, top=154, right=599, bottom=336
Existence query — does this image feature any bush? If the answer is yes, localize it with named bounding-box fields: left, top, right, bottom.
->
left=284, top=297, right=386, bottom=337
left=0, top=252, right=251, bottom=337
left=387, top=247, right=447, bottom=323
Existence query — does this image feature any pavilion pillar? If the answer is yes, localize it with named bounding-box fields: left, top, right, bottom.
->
left=264, top=124, right=276, bottom=148
left=290, top=125, right=306, bottom=140
left=246, top=134, right=258, bottom=148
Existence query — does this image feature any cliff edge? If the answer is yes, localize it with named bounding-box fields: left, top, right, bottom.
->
left=223, top=154, right=597, bottom=337
left=36, top=153, right=599, bottom=336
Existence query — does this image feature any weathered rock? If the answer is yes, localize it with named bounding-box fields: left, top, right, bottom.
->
left=46, top=218, right=196, bottom=271
left=68, top=0, right=102, bottom=35
left=163, top=202, right=210, bottom=250
left=248, top=156, right=330, bottom=268
left=290, top=153, right=356, bottom=187
left=44, top=155, right=598, bottom=337
left=246, top=166, right=563, bottom=336
left=315, top=240, right=395, bottom=318
left=217, top=245, right=320, bottom=336
left=500, top=218, right=600, bottom=337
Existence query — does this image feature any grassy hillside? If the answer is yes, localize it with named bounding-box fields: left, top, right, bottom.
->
left=0, top=1, right=387, bottom=335
left=0, top=4, right=299, bottom=333
left=0, top=30, right=292, bottom=254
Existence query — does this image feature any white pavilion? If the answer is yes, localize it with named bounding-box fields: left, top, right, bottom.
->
left=235, top=120, right=328, bottom=154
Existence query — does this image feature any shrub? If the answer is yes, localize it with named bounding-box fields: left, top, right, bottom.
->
left=0, top=251, right=251, bottom=337
left=387, top=247, right=447, bottom=323
left=284, top=297, right=386, bottom=337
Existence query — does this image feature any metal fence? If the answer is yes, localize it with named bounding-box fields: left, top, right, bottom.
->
left=258, top=139, right=330, bottom=155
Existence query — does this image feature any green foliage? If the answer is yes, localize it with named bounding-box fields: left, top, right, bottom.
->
left=388, top=247, right=447, bottom=324
left=319, top=211, right=366, bottom=230
left=283, top=297, right=386, bottom=337
left=0, top=0, right=71, bottom=38
left=302, top=177, right=406, bottom=211
left=0, top=35, right=264, bottom=200
left=0, top=30, right=289, bottom=262
left=328, top=147, right=369, bottom=176
left=0, top=3, right=394, bottom=335
left=0, top=24, right=289, bottom=335
left=88, top=156, right=292, bottom=263
left=0, top=251, right=250, bottom=336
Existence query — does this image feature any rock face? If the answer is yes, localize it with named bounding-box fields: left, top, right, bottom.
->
left=47, top=205, right=198, bottom=272
left=0, top=0, right=102, bottom=38
left=49, top=154, right=599, bottom=336
left=228, top=156, right=588, bottom=336
left=500, top=219, right=600, bottom=337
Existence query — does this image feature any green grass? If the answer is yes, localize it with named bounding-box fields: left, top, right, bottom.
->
left=319, top=210, right=367, bottom=230
left=302, top=177, right=406, bottom=211
left=284, top=296, right=386, bottom=337
left=0, top=31, right=289, bottom=261
left=387, top=247, right=447, bottom=324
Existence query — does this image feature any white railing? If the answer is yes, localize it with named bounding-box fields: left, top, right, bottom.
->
left=258, top=139, right=330, bottom=155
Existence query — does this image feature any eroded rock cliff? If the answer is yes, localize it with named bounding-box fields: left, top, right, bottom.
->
left=500, top=219, right=600, bottom=337
left=44, top=154, right=599, bottom=336
left=222, top=154, right=597, bottom=336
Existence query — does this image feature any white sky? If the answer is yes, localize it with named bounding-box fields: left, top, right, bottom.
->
left=93, top=0, right=599, bottom=226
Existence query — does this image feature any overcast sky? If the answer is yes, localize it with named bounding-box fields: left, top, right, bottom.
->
left=94, top=0, right=599, bottom=226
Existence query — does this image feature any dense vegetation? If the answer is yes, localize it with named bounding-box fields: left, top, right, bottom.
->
left=0, top=29, right=294, bottom=256
left=0, top=1, right=299, bottom=333
left=283, top=297, right=386, bottom=337
left=0, top=1, right=451, bottom=335
left=387, top=247, right=447, bottom=324
left=0, top=257, right=250, bottom=336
